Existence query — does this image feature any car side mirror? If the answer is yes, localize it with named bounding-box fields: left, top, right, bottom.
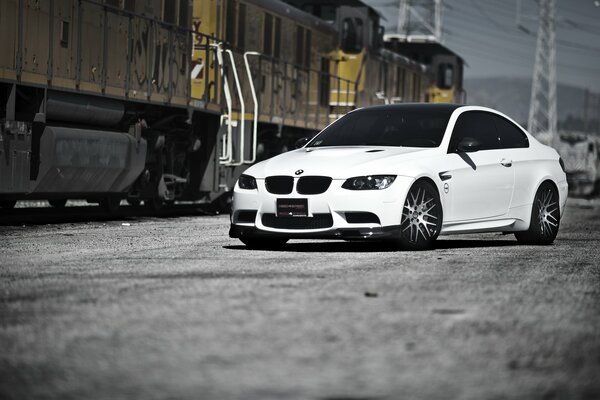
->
left=295, top=137, right=311, bottom=149
left=457, top=137, right=481, bottom=153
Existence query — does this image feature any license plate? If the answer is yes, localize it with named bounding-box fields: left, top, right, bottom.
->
left=277, top=199, right=308, bottom=217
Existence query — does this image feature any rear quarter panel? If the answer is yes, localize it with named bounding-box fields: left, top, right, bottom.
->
left=510, top=139, right=568, bottom=226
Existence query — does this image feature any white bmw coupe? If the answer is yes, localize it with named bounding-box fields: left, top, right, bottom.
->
left=230, top=104, right=568, bottom=250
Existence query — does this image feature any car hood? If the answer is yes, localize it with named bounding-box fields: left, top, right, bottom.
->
left=245, top=146, right=439, bottom=179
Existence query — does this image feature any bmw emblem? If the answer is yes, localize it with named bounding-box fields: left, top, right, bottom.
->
left=295, top=169, right=304, bottom=175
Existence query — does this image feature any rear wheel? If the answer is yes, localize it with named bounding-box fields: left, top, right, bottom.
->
left=240, top=237, right=288, bottom=250
left=515, top=182, right=560, bottom=245
left=395, top=180, right=442, bottom=250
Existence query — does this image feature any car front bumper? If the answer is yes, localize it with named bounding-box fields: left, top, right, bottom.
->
left=229, top=176, right=415, bottom=240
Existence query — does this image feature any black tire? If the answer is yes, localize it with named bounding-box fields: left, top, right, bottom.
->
left=240, top=237, right=288, bottom=250
left=394, top=180, right=443, bottom=251
left=0, top=200, right=17, bottom=210
left=515, top=181, right=560, bottom=245
left=48, top=199, right=67, bottom=208
left=100, top=196, right=121, bottom=212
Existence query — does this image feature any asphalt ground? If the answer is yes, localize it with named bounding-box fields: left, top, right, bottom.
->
left=1, top=199, right=599, bottom=400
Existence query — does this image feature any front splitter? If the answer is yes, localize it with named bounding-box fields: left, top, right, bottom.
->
left=229, top=224, right=402, bottom=241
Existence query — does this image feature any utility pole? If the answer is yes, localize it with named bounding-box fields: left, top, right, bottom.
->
left=397, top=0, right=443, bottom=42
left=527, top=0, right=557, bottom=144
left=584, top=89, right=589, bottom=132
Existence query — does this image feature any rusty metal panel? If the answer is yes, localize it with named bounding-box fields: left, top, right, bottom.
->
left=129, top=17, right=152, bottom=99
left=22, top=0, right=50, bottom=77
left=151, top=23, right=172, bottom=102
left=171, top=30, right=189, bottom=100
left=104, top=11, right=130, bottom=90
left=51, top=0, right=76, bottom=82
left=138, top=0, right=161, bottom=16
left=78, top=1, right=103, bottom=88
left=0, top=0, right=18, bottom=74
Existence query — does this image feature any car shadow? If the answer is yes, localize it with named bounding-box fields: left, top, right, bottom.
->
left=224, top=238, right=520, bottom=253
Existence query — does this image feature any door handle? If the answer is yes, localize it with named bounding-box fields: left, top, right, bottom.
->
left=501, top=159, right=512, bottom=167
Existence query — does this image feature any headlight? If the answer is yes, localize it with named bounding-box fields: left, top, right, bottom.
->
left=238, top=174, right=257, bottom=190
left=342, top=175, right=396, bottom=190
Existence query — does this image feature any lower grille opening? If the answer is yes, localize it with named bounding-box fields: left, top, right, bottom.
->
left=262, top=213, right=333, bottom=229
left=345, top=212, right=381, bottom=224
left=236, top=210, right=257, bottom=223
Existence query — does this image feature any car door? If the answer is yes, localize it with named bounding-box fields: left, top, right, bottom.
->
left=443, top=111, right=515, bottom=222
left=491, top=114, right=531, bottom=209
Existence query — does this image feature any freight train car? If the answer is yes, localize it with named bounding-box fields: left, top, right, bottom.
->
left=282, top=0, right=438, bottom=117
left=0, top=0, right=464, bottom=211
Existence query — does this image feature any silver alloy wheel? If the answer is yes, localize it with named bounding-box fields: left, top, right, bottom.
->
left=537, top=186, right=559, bottom=238
left=515, top=181, right=560, bottom=245
left=401, top=186, right=439, bottom=244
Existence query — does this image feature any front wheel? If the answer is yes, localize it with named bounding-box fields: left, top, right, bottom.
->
left=240, top=237, right=288, bottom=250
left=394, top=180, right=443, bottom=251
left=515, top=182, right=560, bottom=245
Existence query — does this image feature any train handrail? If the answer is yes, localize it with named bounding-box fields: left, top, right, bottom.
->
left=211, top=43, right=233, bottom=164
left=225, top=49, right=246, bottom=167
left=243, top=51, right=261, bottom=164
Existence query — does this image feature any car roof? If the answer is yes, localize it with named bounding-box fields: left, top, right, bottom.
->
left=352, top=103, right=465, bottom=113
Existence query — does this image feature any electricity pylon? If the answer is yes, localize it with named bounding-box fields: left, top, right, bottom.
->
left=397, top=0, right=443, bottom=42
left=527, top=0, right=557, bottom=143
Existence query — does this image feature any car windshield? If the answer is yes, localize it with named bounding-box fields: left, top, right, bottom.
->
left=308, top=109, right=451, bottom=148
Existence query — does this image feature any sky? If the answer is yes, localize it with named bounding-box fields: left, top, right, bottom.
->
left=364, top=0, right=600, bottom=92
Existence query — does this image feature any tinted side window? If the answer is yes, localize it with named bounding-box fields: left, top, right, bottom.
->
left=492, top=115, right=529, bottom=148
left=449, top=111, right=501, bottom=152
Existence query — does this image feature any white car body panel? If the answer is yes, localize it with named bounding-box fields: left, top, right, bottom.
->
left=230, top=104, right=568, bottom=242
left=442, top=150, right=515, bottom=221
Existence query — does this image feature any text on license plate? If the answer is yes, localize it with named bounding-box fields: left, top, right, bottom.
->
left=277, top=199, right=308, bottom=217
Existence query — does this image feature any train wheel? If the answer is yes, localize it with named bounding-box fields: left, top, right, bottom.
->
left=126, top=198, right=141, bottom=207
left=100, top=196, right=121, bottom=212
left=48, top=199, right=67, bottom=208
left=0, top=201, right=17, bottom=210
left=144, top=197, right=163, bottom=213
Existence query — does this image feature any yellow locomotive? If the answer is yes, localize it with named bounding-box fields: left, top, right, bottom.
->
left=0, top=0, right=463, bottom=210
